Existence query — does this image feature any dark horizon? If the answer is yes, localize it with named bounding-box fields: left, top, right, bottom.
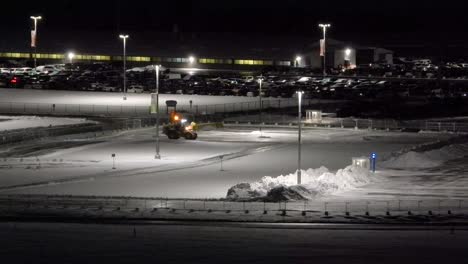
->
left=1, top=0, right=468, bottom=58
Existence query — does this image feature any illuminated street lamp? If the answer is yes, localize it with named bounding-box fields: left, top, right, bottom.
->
left=119, top=34, right=129, bottom=100
left=319, top=23, right=331, bottom=75
left=295, top=56, right=302, bottom=68
left=345, top=48, right=352, bottom=58
left=30, top=16, right=42, bottom=68
left=188, top=56, right=196, bottom=64
left=296, top=90, right=304, bottom=185
left=344, top=48, right=352, bottom=69
left=67, top=52, right=75, bottom=64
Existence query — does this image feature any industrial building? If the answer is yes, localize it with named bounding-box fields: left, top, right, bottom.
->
left=0, top=32, right=393, bottom=70
left=297, top=39, right=394, bottom=69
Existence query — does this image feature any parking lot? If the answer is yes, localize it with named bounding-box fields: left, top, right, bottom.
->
left=1, top=60, right=468, bottom=102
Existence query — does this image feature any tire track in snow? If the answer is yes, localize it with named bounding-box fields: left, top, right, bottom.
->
left=0, top=143, right=287, bottom=193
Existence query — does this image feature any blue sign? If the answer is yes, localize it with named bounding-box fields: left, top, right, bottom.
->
left=370, top=153, right=377, bottom=173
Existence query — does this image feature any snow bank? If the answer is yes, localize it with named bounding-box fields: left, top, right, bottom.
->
left=227, top=165, right=372, bottom=201
left=381, top=142, right=468, bottom=169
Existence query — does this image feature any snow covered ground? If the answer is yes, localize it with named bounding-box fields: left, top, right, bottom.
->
left=0, top=88, right=285, bottom=106
left=1, top=126, right=464, bottom=204
left=0, top=115, right=93, bottom=132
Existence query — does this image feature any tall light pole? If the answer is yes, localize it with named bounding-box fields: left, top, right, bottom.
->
left=119, top=34, right=129, bottom=100
left=258, top=76, right=263, bottom=136
left=30, top=16, right=42, bottom=68
left=319, top=23, right=331, bottom=76
left=154, top=65, right=161, bottom=160
left=297, top=91, right=304, bottom=185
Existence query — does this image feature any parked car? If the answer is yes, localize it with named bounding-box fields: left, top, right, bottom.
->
left=127, top=85, right=144, bottom=93
left=102, top=85, right=118, bottom=92
left=0, top=68, right=11, bottom=74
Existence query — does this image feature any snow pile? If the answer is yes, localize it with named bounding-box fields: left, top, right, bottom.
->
left=227, top=165, right=372, bottom=201
left=381, top=142, right=468, bottom=169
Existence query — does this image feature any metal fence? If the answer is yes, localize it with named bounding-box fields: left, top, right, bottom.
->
left=224, top=117, right=468, bottom=133
left=0, top=98, right=310, bottom=118
left=0, top=123, right=104, bottom=145
left=0, top=195, right=467, bottom=218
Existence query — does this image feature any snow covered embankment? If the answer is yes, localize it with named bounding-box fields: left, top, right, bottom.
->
left=227, top=166, right=371, bottom=201
left=380, top=142, right=468, bottom=170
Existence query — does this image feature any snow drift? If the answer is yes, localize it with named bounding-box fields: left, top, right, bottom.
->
left=227, top=165, right=372, bottom=201
left=381, top=142, right=468, bottom=169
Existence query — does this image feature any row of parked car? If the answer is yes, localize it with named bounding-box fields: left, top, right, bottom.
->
left=1, top=62, right=468, bottom=101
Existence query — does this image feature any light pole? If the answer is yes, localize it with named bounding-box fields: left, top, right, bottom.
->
left=67, top=52, right=75, bottom=64
left=297, top=91, right=304, bottom=185
left=258, top=76, right=263, bottom=136
left=154, top=65, right=161, bottom=160
left=319, top=23, right=331, bottom=76
left=30, top=16, right=42, bottom=68
left=295, top=56, right=302, bottom=68
left=119, top=34, right=129, bottom=100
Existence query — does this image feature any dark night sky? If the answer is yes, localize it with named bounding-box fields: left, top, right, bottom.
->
left=1, top=0, right=467, bottom=56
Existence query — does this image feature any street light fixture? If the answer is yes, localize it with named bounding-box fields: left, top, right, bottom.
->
left=30, top=16, right=42, bottom=68
left=319, top=23, right=331, bottom=76
left=295, top=56, right=302, bottom=68
left=188, top=56, right=196, bottom=64
left=67, top=52, right=75, bottom=64
left=345, top=48, right=352, bottom=57
left=119, top=34, right=129, bottom=100
left=296, top=90, right=304, bottom=185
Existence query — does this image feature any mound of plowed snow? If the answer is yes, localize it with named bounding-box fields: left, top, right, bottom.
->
left=227, top=165, right=372, bottom=201
left=381, top=143, right=468, bottom=169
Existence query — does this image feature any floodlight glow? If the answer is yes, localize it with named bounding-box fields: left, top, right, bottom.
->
left=345, top=49, right=352, bottom=56
left=30, top=16, right=42, bottom=20
left=68, top=52, right=75, bottom=60
left=188, top=56, right=195, bottom=64
left=119, top=35, right=129, bottom=39
left=296, top=56, right=302, bottom=62
left=181, top=119, right=187, bottom=124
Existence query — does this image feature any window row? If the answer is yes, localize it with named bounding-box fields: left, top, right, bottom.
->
left=0, top=52, right=293, bottom=66
left=234, top=59, right=274, bottom=66
left=0, top=53, right=31, bottom=59
left=199, top=58, right=233, bottom=64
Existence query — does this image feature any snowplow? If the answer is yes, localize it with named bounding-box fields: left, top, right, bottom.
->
left=163, top=111, right=198, bottom=140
